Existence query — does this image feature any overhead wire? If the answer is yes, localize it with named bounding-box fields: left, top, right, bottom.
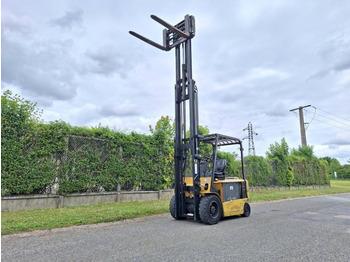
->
left=304, top=107, right=317, bottom=130
left=303, top=106, right=350, bottom=132
left=290, top=106, right=350, bottom=133
left=308, top=107, right=350, bottom=127
left=313, top=106, right=350, bottom=123
left=311, top=117, right=350, bottom=132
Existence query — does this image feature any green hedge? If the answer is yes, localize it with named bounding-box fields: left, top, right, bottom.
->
left=244, top=156, right=272, bottom=187
left=244, top=141, right=330, bottom=187
left=1, top=91, right=58, bottom=195
left=2, top=122, right=174, bottom=196
left=1, top=92, right=334, bottom=195
left=1, top=91, right=174, bottom=195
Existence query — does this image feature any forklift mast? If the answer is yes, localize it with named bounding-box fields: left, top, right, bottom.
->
left=129, top=15, right=201, bottom=220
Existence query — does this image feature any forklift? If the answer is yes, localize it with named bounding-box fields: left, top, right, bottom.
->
left=130, top=15, right=250, bottom=225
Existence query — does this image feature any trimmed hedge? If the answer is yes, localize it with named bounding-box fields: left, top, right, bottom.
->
left=245, top=142, right=330, bottom=187
left=1, top=91, right=174, bottom=195
left=1, top=91, right=58, bottom=195
left=1, top=92, right=333, bottom=196
left=244, top=156, right=272, bottom=187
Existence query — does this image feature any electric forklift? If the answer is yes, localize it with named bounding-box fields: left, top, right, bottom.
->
left=130, top=15, right=250, bottom=225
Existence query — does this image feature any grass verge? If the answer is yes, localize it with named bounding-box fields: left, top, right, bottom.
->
left=2, top=199, right=170, bottom=235
left=2, top=180, right=349, bottom=235
left=250, top=180, right=350, bottom=202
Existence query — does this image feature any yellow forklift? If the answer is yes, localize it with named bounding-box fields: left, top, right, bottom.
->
left=170, top=133, right=250, bottom=224
left=130, top=15, right=250, bottom=225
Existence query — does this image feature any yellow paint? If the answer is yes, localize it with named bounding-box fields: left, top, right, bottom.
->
left=184, top=176, right=193, bottom=186
left=183, top=176, right=250, bottom=218
left=183, top=176, right=213, bottom=195
left=222, top=199, right=246, bottom=217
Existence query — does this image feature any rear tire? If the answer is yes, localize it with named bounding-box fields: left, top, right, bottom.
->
left=169, top=195, right=186, bottom=220
left=242, top=203, right=251, bottom=217
left=199, top=195, right=222, bottom=225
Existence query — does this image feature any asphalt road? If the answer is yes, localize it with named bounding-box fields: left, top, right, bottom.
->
left=2, top=194, right=350, bottom=262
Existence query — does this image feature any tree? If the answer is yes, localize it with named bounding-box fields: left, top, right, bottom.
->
left=266, top=138, right=293, bottom=186
left=149, top=115, right=175, bottom=141
left=320, top=157, right=342, bottom=177
left=217, top=151, right=241, bottom=177
left=1, top=90, right=56, bottom=195
left=266, top=138, right=289, bottom=160
left=149, top=116, right=175, bottom=189
left=291, top=145, right=315, bottom=159
left=1, top=90, right=41, bottom=139
left=338, top=164, right=350, bottom=179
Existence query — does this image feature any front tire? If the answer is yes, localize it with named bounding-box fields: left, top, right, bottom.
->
left=169, top=195, right=186, bottom=220
left=199, top=195, right=222, bottom=225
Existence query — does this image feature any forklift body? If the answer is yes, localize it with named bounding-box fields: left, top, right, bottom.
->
left=130, top=15, right=250, bottom=224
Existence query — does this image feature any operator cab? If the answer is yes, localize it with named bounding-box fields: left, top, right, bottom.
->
left=198, top=133, right=245, bottom=180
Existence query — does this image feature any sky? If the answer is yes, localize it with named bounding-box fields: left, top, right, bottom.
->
left=2, top=0, right=350, bottom=164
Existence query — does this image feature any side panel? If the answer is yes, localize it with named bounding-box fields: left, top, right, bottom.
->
left=222, top=199, right=246, bottom=217
left=223, top=183, right=241, bottom=201
left=220, top=181, right=249, bottom=217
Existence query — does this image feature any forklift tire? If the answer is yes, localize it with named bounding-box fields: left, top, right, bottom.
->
left=242, top=203, right=251, bottom=217
left=169, top=195, right=186, bottom=220
left=199, top=195, right=222, bottom=225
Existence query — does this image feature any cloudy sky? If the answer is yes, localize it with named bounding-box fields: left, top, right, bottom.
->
left=2, top=0, right=350, bottom=164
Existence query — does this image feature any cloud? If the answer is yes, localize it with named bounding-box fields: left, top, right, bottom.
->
left=337, top=69, right=350, bottom=85
left=85, top=47, right=130, bottom=78
left=314, top=144, right=350, bottom=163
left=1, top=33, right=78, bottom=104
left=99, top=102, right=140, bottom=117
left=326, top=133, right=350, bottom=146
left=265, top=102, right=290, bottom=117
left=50, top=9, right=83, bottom=29
left=2, top=0, right=349, bottom=165
left=1, top=12, right=32, bottom=34
left=310, top=32, right=350, bottom=78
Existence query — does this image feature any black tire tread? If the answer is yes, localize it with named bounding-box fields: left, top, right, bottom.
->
left=242, top=203, right=251, bottom=217
left=199, top=195, right=222, bottom=225
left=169, top=195, right=186, bottom=220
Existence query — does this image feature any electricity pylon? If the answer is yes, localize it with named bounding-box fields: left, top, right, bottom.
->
left=243, top=122, right=258, bottom=156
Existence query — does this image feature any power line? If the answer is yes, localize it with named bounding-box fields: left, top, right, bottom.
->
left=304, top=108, right=316, bottom=130
left=290, top=105, right=350, bottom=138
left=305, top=109, right=350, bottom=128
left=312, top=106, right=350, bottom=123
left=312, top=117, right=350, bottom=132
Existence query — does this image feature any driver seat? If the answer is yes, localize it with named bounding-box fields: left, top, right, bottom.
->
left=214, top=159, right=226, bottom=180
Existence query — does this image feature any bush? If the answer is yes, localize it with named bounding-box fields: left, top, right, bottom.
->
left=338, top=164, right=350, bottom=179
left=266, top=138, right=293, bottom=186
left=1, top=91, right=337, bottom=195
left=1, top=91, right=175, bottom=195
left=290, top=146, right=329, bottom=185
left=244, top=156, right=272, bottom=186
left=1, top=91, right=56, bottom=195
left=217, top=151, right=241, bottom=177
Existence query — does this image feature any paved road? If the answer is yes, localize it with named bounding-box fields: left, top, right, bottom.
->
left=2, top=194, right=350, bottom=262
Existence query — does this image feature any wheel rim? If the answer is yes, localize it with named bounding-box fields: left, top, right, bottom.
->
left=209, top=200, right=219, bottom=218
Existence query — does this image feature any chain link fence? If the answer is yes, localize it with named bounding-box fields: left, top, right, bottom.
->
left=47, top=135, right=173, bottom=195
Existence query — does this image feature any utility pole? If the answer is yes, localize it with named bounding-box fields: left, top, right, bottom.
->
left=243, top=122, right=258, bottom=156
left=290, top=105, right=311, bottom=147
